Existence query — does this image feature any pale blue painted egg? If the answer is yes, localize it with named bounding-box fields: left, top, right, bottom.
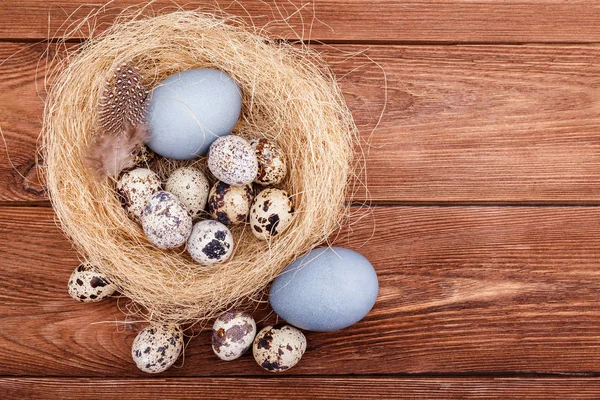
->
left=146, top=68, right=242, bottom=160
left=270, top=247, right=378, bottom=332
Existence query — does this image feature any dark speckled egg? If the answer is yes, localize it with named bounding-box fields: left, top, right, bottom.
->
left=67, top=261, right=117, bottom=303
left=207, top=181, right=253, bottom=226
left=211, top=310, right=256, bottom=361
left=187, top=220, right=234, bottom=265
left=250, top=138, right=287, bottom=185
left=141, top=191, right=193, bottom=249
left=252, top=324, right=306, bottom=372
left=116, top=168, right=162, bottom=222
left=207, top=135, right=258, bottom=185
left=131, top=325, right=183, bottom=373
left=249, top=188, right=294, bottom=240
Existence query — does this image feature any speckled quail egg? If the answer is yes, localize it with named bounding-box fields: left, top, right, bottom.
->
left=131, top=325, right=184, bottom=373
left=116, top=168, right=162, bottom=221
left=187, top=220, right=234, bottom=265
left=207, top=135, right=258, bottom=185
left=67, top=261, right=117, bottom=302
left=132, top=144, right=156, bottom=167
left=141, top=191, right=193, bottom=249
left=211, top=310, right=257, bottom=361
left=250, top=188, right=294, bottom=240
left=250, top=138, right=287, bottom=185
left=165, top=167, right=210, bottom=219
left=253, top=324, right=306, bottom=372
left=207, top=181, right=253, bottom=226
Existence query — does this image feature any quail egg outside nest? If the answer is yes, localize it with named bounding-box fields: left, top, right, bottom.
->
left=253, top=324, right=306, bottom=372
left=212, top=310, right=257, bottom=361
left=67, top=261, right=117, bottom=303
left=131, top=325, right=184, bottom=373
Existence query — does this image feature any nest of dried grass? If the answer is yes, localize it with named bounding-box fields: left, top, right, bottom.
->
left=42, top=10, right=359, bottom=324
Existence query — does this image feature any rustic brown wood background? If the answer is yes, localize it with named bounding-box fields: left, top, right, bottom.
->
left=2, top=1, right=600, bottom=398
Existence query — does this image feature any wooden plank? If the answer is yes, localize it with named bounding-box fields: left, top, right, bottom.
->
left=3, top=206, right=600, bottom=376
left=2, top=1, right=600, bottom=43
left=0, top=42, right=47, bottom=203
left=4, top=42, right=600, bottom=204
left=3, top=377, right=600, bottom=399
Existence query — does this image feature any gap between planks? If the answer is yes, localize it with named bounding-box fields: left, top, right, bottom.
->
left=7, top=37, right=600, bottom=46
left=3, top=377, right=600, bottom=399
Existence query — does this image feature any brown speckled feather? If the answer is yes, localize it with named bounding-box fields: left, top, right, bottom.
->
left=98, top=63, right=148, bottom=135
left=84, top=62, right=149, bottom=178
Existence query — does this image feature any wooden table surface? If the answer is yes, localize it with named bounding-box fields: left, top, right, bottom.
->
left=3, top=1, right=600, bottom=398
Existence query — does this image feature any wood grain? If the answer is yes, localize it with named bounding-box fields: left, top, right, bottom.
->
left=3, top=1, right=600, bottom=43
left=3, top=206, right=600, bottom=376
left=4, top=0, right=600, bottom=395
left=4, top=43, right=600, bottom=203
left=3, top=377, right=600, bottom=399
left=0, top=42, right=48, bottom=203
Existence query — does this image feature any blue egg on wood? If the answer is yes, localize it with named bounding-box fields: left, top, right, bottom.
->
left=146, top=68, right=242, bottom=160
left=270, top=247, right=378, bottom=332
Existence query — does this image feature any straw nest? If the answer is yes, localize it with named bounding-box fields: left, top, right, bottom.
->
left=42, top=11, right=359, bottom=324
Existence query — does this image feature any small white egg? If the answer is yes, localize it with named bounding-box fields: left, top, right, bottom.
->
left=207, top=181, right=253, bottom=226
left=250, top=138, right=287, bottom=185
left=249, top=188, right=294, bottom=240
left=165, top=167, right=210, bottom=219
left=116, top=168, right=162, bottom=221
left=131, top=325, right=183, bottom=373
left=253, top=324, right=306, bottom=372
left=187, top=220, right=234, bottom=265
left=141, top=191, right=192, bottom=249
left=208, top=135, right=258, bottom=185
left=67, top=261, right=117, bottom=302
left=211, top=310, right=257, bottom=361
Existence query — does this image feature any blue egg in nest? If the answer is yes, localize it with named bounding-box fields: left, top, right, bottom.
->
left=146, top=68, right=242, bottom=160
